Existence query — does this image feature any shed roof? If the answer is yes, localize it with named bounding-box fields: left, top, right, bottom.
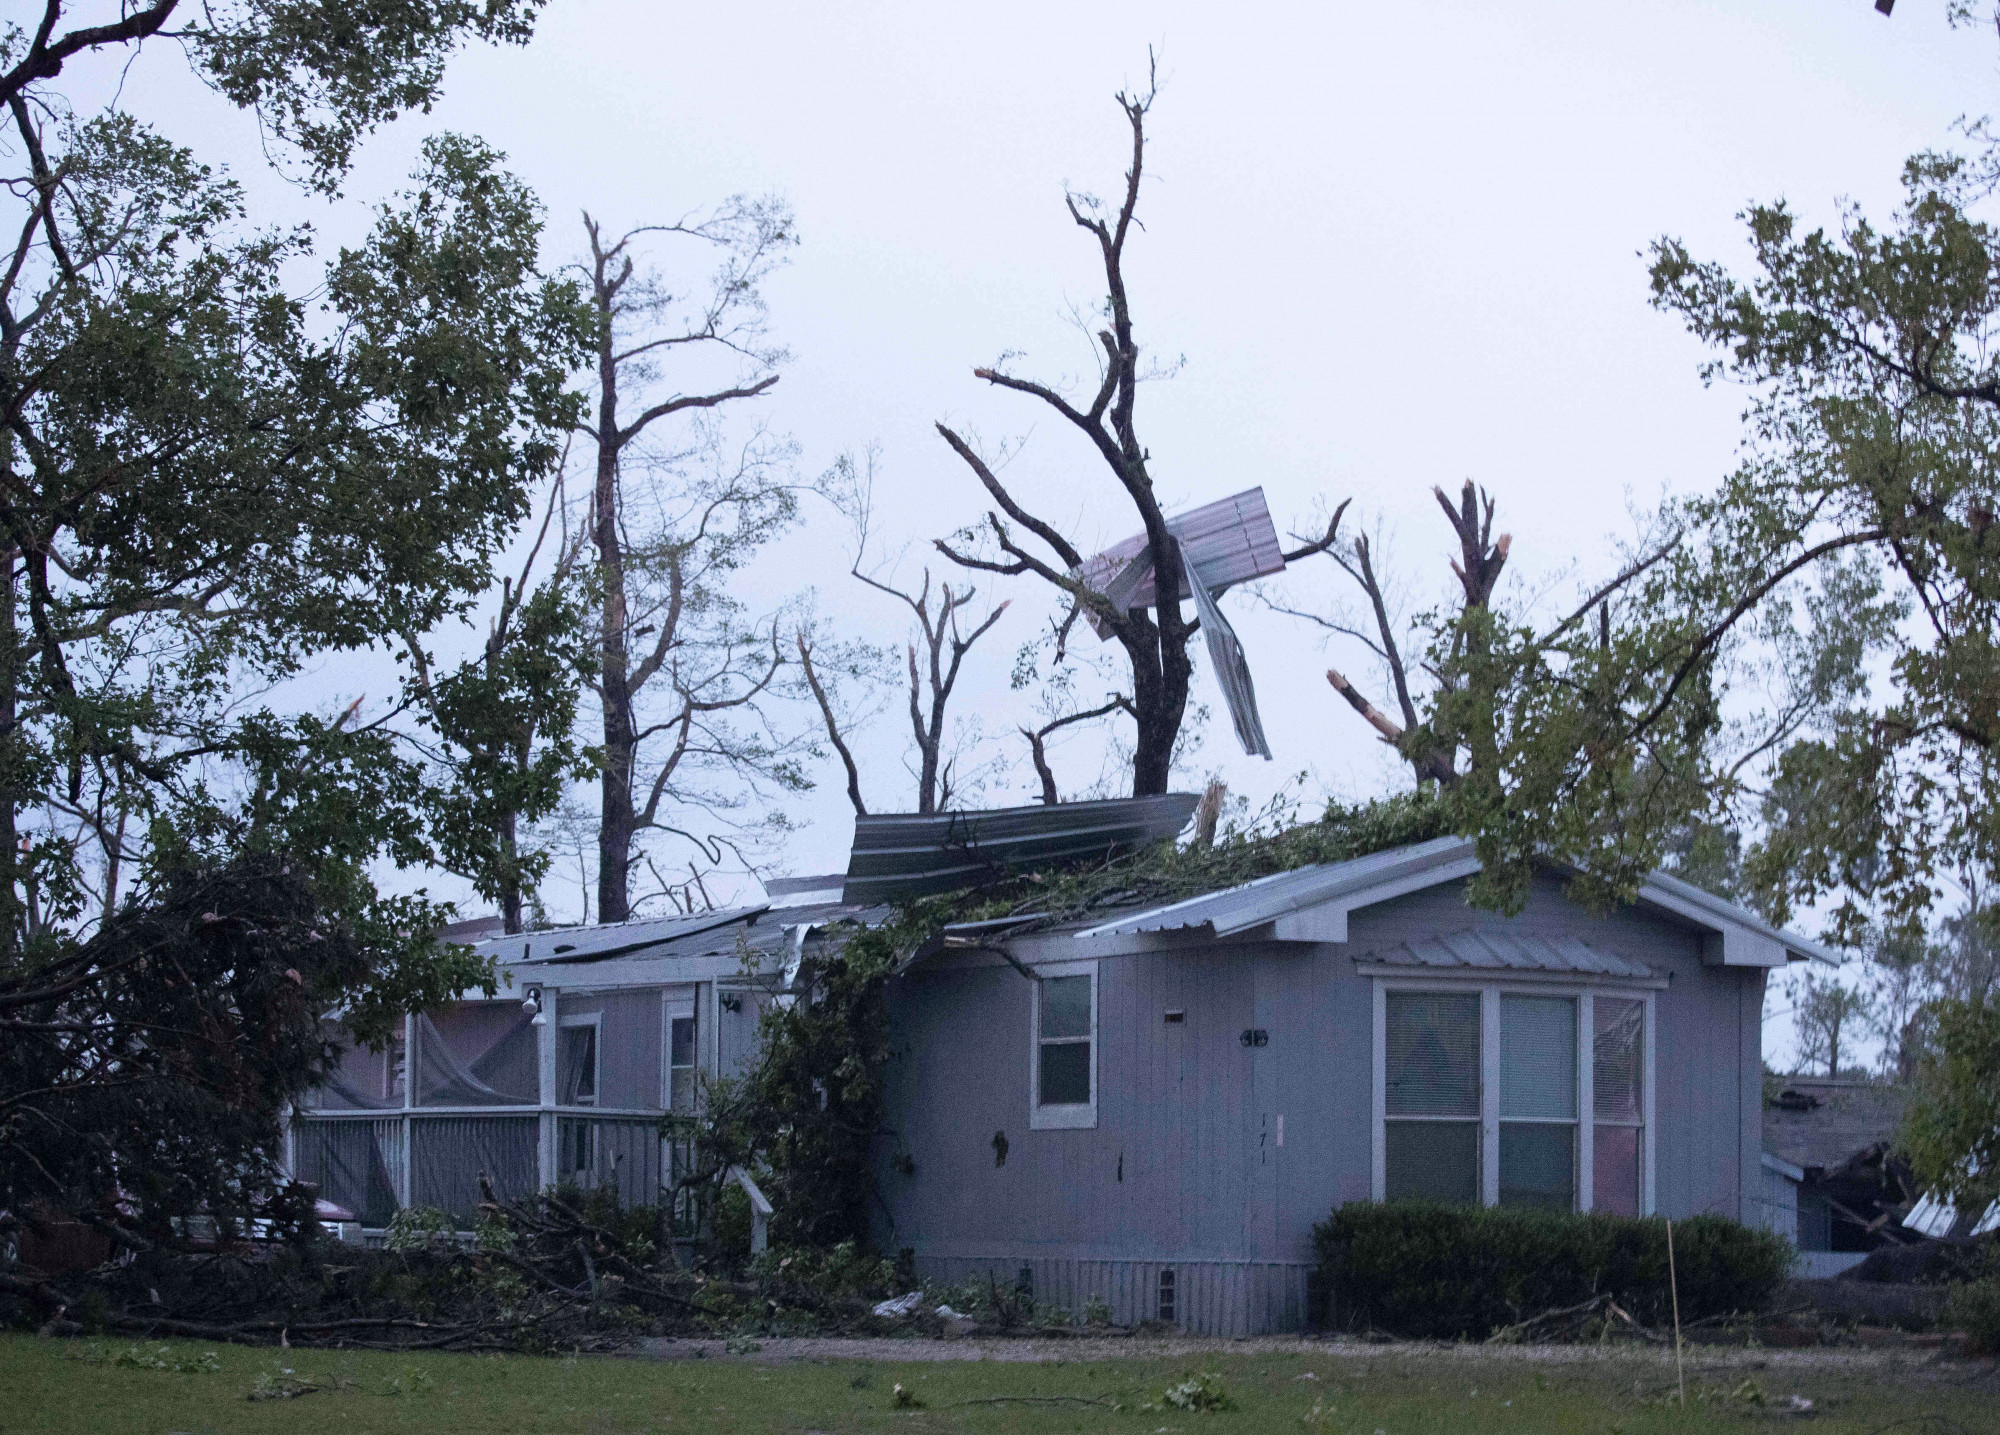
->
left=1763, top=1079, right=1910, bottom=1175
left=1358, top=929, right=1655, bottom=979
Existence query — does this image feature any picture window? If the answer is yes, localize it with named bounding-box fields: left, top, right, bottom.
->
left=1378, top=982, right=1650, bottom=1214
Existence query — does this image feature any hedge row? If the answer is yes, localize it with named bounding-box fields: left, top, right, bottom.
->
left=1312, top=1201, right=1793, bottom=1339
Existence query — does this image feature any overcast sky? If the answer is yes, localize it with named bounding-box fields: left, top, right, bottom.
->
left=88, top=0, right=2000, bottom=1061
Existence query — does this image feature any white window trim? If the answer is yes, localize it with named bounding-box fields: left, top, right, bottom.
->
left=558, top=1011, right=602, bottom=1109
left=1029, top=959, right=1098, bottom=1131
left=1371, top=976, right=1655, bottom=1214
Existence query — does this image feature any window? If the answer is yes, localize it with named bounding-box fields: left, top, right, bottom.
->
left=1030, top=963, right=1096, bottom=1129
left=1383, top=992, right=1481, bottom=1203
left=668, top=1013, right=697, bottom=1113
left=1500, top=995, right=1577, bottom=1211
left=1592, top=997, right=1645, bottom=1216
left=1375, top=981, right=1652, bottom=1214
left=558, top=1018, right=599, bottom=1107
left=1157, top=1268, right=1177, bottom=1324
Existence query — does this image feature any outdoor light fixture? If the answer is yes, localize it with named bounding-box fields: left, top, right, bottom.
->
left=523, top=986, right=546, bottom=1026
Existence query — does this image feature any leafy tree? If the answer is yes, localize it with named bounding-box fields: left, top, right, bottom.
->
left=0, top=2, right=544, bottom=190
left=1904, top=998, right=2000, bottom=1210
left=401, top=485, right=599, bottom=935
left=0, top=2, right=584, bottom=1239
left=1643, top=152, right=2000, bottom=942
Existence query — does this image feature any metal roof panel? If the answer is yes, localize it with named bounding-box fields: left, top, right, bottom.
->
left=1363, top=931, right=1653, bottom=979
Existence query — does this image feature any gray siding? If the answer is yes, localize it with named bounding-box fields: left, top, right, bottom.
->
left=879, top=871, right=1767, bottom=1333
left=556, top=988, right=663, bottom=1109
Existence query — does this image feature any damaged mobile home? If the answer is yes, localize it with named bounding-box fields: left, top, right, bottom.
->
left=289, top=797, right=1835, bottom=1335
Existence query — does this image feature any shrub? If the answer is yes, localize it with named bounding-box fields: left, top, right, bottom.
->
left=1945, top=1278, right=2000, bottom=1355
left=1313, top=1201, right=1793, bottom=1339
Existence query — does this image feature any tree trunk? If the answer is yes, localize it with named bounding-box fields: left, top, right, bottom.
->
left=1, top=552, right=16, bottom=957
left=593, top=329, right=636, bottom=924
left=499, top=802, right=523, bottom=936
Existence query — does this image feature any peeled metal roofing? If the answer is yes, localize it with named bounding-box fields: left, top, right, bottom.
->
left=842, top=794, right=1201, bottom=905
left=1359, top=930, right=1654, bottom=979
left=1073, top=488, right=1286, bottom=618
left=1077, top=835, right=1476, bottom=939
left=475, top=906, right=771, bottom=966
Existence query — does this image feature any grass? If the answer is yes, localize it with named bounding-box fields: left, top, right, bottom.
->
left=0, top=1332, right=1992, bottom=1434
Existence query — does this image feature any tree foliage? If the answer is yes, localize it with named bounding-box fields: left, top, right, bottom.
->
left=0, top=0, right=584, bottom=1236
left=1903, top=998, right=2000, bottom=1210
left=1644, top=153, right=2000, bottom=942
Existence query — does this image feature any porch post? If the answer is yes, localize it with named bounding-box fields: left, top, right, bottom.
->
left=698, top=980, right=720, bottom=1082
left=399, top=1012, right=414, bottom=1208
left=538, top=986, right=559, bottom=1189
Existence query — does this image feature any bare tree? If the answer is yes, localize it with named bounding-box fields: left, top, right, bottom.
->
left=1272, top=482, right=1511, bottom=787
left=577, top=204, right=803, bottom=922
left=932, top=60, right=1338, bottom=799
left=1020, top=698, right=1132, bottom=806
left=802, top=451, right=1011, bottom=815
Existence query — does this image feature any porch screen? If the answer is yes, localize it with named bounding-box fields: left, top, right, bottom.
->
left=292, top=1118, right=400, bottom=1225
left=303, top=1021, right=401, bottom=1111
left=1499, top=995, right=1577, bottom=1211
left=1592, top=998, right=1644, bottom=1215
left=1384, top=992, right=1479, bottom=1203
left=410, top=1115, right=538, bottom=1219
left=414, top=1008, right=539, bottom=1107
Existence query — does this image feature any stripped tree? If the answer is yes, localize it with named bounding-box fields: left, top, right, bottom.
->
left=933, top=59, right=1338, bottom=798
left=577, top=207, right=805, bottom=922
left=800, top=449, right=1010, bottom=815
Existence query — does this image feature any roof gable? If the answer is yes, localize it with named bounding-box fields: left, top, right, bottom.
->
left=1073, top=836, right=1836, bottom=967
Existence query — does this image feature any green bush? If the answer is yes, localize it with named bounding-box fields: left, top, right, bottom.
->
left=1945, top=1278, right=2000, bottom=1355
left=1313, top=1201, right=1794, bottom=1339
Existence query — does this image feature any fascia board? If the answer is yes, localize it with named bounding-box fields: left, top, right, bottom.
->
left=1636, top=877, right=1831, bottom=967
left=500, top=951, right=779, bottom=989
left=1762, top=1151, right=1807, bottom=1183
left=1232, top=852, right=1485, bottom=940
left=1075, top=835, right=1476, bottom=941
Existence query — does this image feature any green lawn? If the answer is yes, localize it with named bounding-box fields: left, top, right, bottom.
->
left=0, top=1333, right=1992, bottom=1435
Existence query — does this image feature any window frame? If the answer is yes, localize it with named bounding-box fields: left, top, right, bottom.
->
left=1028, top=959, right=1098, bottom=1131
left=557, top=1011, right=602, bottom=1110
left=1370, top=975, right=1655, bottom=1213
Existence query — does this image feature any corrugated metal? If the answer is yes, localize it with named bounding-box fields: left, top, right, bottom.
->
left=914, top=1255, right=1312, bottom=1336
left=1077, top=835, right=1475, bottom=938
left=1073, top=488, right=1286, bottom=620
left=1360, top=929, right=1654, bottom=978
left=1184, top=545, right=1271, bottom=759
left=843, top=795, right=1201, bottom=905
left=473, top=907, right=769, bottom=966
